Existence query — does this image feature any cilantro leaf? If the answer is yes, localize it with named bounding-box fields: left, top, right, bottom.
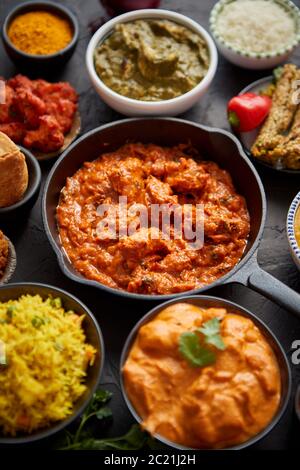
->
left=179, top=332, right=216, bottom=367
left=95, top=406, right=112, bottom=420
left=86, top=389, right=112, bottom=414
left=198, top=318, right=226, bottom=351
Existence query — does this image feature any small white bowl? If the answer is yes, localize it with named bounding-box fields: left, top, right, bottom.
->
left=210, top=0, right=300, bottom=70
left=86, top=9, right=218, bottom=116
left=287, top=191, right=300, bottom=271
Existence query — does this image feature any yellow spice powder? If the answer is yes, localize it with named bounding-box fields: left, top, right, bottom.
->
left=8, top=11, right=73, bottom=55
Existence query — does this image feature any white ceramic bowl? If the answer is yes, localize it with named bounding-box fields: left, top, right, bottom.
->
left=287, top=191, right=300, bottom=271
left=210, top=0, right=300, bottom=70
left=86, top=9, right=218, bottom=116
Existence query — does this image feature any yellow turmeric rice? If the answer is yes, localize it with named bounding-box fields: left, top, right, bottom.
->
left=0, top=294, right=96, bottom=436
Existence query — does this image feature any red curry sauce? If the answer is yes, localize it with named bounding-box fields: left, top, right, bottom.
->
left=57, top=144, right=250, bottom=294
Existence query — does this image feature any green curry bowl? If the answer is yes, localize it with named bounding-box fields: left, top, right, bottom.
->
left=86, top=9, right=218, bottom=116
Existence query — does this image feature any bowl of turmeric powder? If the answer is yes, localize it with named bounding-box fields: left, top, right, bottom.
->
left=2, top=1, right=79, bottom=71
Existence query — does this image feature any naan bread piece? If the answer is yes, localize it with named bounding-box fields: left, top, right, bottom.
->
left=0, top=132, right=28, bottom=208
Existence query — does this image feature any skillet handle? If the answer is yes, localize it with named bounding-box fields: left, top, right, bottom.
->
left=248, top=267, right=300, bottom=318
left=226, top=254, right=300, bottom=317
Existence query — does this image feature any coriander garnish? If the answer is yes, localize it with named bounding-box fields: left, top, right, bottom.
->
left=179, top=317, right=226, bottom=368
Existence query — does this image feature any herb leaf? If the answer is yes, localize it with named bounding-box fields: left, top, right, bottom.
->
left=197, top=317, right=226, bottom=351
left=179, top=332, right=216, bottom=367
left=95, top=406, right=112, bottom=420
left=85, top=389, right=112, bottom=415
left=61, top=425, right=149, bottom=450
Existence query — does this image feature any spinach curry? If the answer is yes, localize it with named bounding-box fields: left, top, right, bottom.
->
left=94, top=19, right=210, bottom=101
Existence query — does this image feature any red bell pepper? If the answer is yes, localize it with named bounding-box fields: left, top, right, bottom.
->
left=228, top=92, right=272, bottom=132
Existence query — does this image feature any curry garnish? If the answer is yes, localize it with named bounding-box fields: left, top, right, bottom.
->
left=179, top=317, right=226, bottom=368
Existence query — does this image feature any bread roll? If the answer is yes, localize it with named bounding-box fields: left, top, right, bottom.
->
left=0, top=132, right=28, bottom=208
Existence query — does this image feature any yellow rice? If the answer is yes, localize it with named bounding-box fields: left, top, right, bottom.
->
left=0, top=294, right=96, bottom=436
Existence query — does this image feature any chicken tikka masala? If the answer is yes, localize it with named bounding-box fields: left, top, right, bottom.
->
left=57, top=143, right=250, bottom=295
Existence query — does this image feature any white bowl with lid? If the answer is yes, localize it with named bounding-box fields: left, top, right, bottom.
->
left=210, top=0, right=300, bottom=70
left=86, top=9, right=218, bottom=116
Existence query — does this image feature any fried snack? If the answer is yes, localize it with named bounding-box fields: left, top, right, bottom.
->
left=271, top=105, right=300, bottom=169
left=0, top=132, right=28, bottom=208
left=0, top=230, right=9, bottom=278
left=251, top=64, right=300, bottom=169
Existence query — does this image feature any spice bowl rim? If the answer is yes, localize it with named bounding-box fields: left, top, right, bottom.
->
left=85, top=9, right=218, bottom=114
left=2, top=0, right=79, bottom=60
left=120, top=295, right=291, bottom=450
left=209, top=0, right=300, bottom=60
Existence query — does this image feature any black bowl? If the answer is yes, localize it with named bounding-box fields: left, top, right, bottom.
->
left=0, top=282, right=105, bottom=445
left=0, top=146, right=41, bottom=221
left=2, top=1, right=79, bottom=72
left=120, top=295, right=292, bottom=450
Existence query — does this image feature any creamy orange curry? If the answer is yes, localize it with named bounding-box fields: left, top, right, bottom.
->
left=57, top=143, right=250, bottom=294
left=123, top=303, right=281, bottom=449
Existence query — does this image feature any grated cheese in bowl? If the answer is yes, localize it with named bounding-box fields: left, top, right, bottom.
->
left=214, top=0, right=297, bottom=54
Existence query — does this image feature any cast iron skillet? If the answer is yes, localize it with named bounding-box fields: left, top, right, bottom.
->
left=120, top=295, right=291, bottom=450
left=0, top=283, right=104, bottom=444
left=42, top=118, right=300, bottom=316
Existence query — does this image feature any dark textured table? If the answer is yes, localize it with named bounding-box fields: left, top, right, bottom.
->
left=1, top=0, right=300, bottom=450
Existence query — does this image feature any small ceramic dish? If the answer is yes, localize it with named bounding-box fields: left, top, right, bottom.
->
left=287, top=191, right=300, bottom=271
left=0, top=282, right=105, bottom=444
left=0, top=237, right=17, bottom=285
left=86, top=9, right=218, bottom=116
left=232, top=76, right=300, bottom=174
left=2, top=1, right=79, bottom=71
left=0, top=146, right=41, bottom=221
left=210, top=0, right=300, bottom=70
left=120, top=295, right=291, bottom=450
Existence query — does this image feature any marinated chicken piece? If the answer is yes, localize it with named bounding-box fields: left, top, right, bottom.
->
left=0, top=75, right=78, bottom=153
left=7, top=74, right=34, bottom=91
left=24, top=115, right=64, bottom=152
left=146, top=175, right=178, bottom=204
left=165, top=159, right=209, bottom=193
left=109, top=157, right=146, bottom=202
left=45, top=98, right=77, bottom=133
left=35, top=80, right=78, bottom=103
left=15, top=89, right=46, bottom=128
left=0, top=122, right=26, bottom=144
